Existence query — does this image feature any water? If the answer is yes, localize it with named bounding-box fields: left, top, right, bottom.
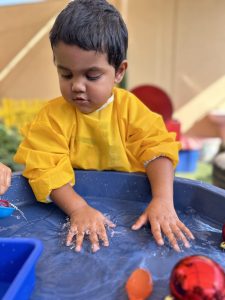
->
left=10, top=203, right=28, bottom=222
left=0, top=196, right=224, bottom=300
left=0, top=196, right=28, bottom=221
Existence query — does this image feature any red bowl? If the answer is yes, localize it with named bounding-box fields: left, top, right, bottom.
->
left=0, top=199, right=10, bottom=207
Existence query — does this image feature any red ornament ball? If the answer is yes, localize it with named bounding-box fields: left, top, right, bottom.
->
left=222, top=224, right=225, bottom=242
left=169, top=255, right=225, bottom=300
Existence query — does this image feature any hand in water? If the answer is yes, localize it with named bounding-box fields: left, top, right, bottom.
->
left=66, top=204, right=116, bottom=252
left=0, top=163, right=11, bottom=195
left=132, top=197, right=194, bottom=252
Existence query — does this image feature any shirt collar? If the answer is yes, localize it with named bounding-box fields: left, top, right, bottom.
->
left=95, top=94, right=114, bottom=112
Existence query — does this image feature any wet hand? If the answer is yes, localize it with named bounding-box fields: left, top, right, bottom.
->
left=66, top=204, right=116, bottom=253
left=0, top=163, right=11, bottom=195
left=131, top=198, right=194, bottom=252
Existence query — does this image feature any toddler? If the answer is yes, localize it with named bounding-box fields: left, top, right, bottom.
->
left=14, top=0, right=194, bottom=252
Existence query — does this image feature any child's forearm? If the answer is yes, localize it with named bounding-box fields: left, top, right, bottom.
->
left=145, top=157, right=174, bottom=202
left=50, top=183, right=88, bottom=216
left=133, top=156, right=194, bottom=251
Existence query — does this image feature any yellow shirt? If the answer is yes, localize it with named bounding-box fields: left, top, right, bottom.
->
left=14, top=88, right=180, bottom=202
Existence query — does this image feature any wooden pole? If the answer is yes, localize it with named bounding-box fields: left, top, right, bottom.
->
left=174, top=76, right=225, bottom=132
left=0, top=15, right=56, bottom=82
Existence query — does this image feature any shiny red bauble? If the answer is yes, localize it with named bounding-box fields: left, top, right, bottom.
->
left=169, top=255, right=225, bottom=300
left=222, top=224, right=225, bottom=242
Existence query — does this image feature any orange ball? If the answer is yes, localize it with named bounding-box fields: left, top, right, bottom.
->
left=126, top=268, right=153, bottom=300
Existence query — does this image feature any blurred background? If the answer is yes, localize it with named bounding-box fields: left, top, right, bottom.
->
left=0, top=0, right=225, bottom=187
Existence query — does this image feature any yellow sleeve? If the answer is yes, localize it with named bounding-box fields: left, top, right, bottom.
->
left=126, top=94, right=181, bottom=168
left=14, top=100, right=75, bottom=202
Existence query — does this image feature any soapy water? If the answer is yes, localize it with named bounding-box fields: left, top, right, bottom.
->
left=0, top=197, right=28, bottom=221
left=10, top=203, right=28, bottom=221
left=59, top=205, right=223, bottom=263
left=0, top=196, right=224, bottom=300
left=1, top=197, right=223, bottom=259
left=35, top=203, right=223, bottom=300
left=60, top=214, right=125, bottom=250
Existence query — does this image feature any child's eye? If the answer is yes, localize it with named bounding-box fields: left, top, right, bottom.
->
left=61, top=74, right=72, bottom=79
left=86, top=74, right=102, bottom=81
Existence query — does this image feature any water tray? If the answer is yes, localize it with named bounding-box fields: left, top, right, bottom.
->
left=0, top=238, right=43, bottom=300
left=0, top=170, right=225, bottom=300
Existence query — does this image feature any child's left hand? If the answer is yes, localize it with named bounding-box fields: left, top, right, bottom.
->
left=131, top=197, right=194, bottom=252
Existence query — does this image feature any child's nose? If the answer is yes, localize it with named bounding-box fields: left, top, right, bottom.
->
left=71, top=79, right=86, bottom=93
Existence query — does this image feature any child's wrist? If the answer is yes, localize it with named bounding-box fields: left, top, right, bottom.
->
left=69, top=201, right=88, bottom=217
left=151, top=195, right=173, bottom=204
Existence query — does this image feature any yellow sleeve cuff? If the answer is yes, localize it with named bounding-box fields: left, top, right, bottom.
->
left=27, top=156, right=75, bottom=202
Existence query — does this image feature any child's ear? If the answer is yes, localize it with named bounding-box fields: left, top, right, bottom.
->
left=115, top=60, right=128, bottom=84
left=53, top=54, right=56, bottom=65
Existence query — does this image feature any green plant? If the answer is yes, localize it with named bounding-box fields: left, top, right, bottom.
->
left=0, top=123, right=23, bottom=172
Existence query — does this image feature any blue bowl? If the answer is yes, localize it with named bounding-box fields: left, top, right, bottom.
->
left=0, top=206, right=15, bottom=218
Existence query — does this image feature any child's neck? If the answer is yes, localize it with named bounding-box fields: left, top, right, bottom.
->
left=95, top=94, right=114, bottom=112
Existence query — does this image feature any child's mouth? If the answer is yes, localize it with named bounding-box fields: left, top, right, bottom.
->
left=73, top=98, right=89, bottom=105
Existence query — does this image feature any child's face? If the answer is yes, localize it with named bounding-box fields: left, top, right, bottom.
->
left=53, top=42, right=127, bottom=114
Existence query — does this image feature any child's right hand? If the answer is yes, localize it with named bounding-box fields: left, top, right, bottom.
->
left=66, top=204, right=116, bottom=252
left=0, top=163, right=12, bottom=195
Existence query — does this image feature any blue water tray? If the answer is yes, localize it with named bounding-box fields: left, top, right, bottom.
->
left=0, top=238, right=43, bottom=300
left=0, top=170, right=225, bottom=300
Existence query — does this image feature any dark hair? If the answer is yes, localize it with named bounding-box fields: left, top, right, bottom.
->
left=49, top=0, right=128, bottom=70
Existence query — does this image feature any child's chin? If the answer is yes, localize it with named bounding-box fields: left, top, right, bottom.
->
left=76, top=106, right=96, bottom=114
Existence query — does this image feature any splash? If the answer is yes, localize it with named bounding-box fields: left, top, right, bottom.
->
left=10, top=203, right=28, bottom=222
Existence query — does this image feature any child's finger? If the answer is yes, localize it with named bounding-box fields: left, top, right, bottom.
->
left=104, top=218, right=116, bottom=228
left=66, top=226, right=77, bottom=246
left=0, top=183, right=7, bottom=195
left=131, top=214, right=147, bottom=230
left=161, top=224, right=181, bottom=252
left=89, top=231, right=100, bottom=252
left=6, top=169, right=12, bottom=188
left=170, top=224, right=190, bottom=248
left=150, top=221, right=164, bottom=246
left=98, top=225, right=109, bottom=246
left=0, top=171, right=5, bottom=194
left=178, top=221, right=195, bottom=240
left=75, top=232, right=85, bottom=252
left=0, top=167, right=11, bottom=195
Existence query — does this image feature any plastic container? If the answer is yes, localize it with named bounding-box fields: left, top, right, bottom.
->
left=0, top=238, right=43, bottom=300
left=0, top=200, right=15, bottom=219
left=176, top=149, right=200, bottom=172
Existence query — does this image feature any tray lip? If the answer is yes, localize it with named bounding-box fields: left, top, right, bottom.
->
left=0, top=237, right=43, bottom=300
left=75, top=169, right=225, bottom=197
left=76, top=169, right=225, bottom=192
left=11, top=169, right=225, bottom=198
left=174, top=175, right=225, bottom=196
